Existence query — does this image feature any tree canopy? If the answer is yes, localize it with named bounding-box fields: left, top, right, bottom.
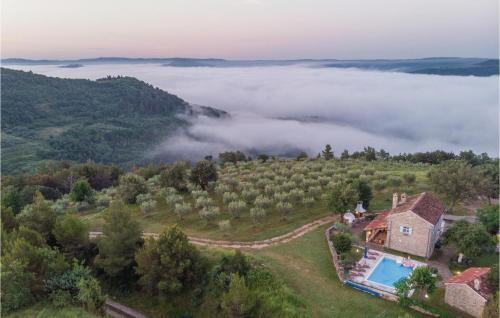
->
left=135, top=225, right=207, bottom=295
left=95, top=201, right=143, bottom=278
left=443, top=220, right=495, bottom=259
left=190, top=160, right=218, bottom=190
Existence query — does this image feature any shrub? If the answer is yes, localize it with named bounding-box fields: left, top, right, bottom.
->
left=363, top=168, right=376, bottom=176
left=389, top=177, right=403, bottom=187
left=303, top=197, right=315, bottom=208
left=75, top=201, right=90, bottom=212
left=288, top=189, right=304, bottom=203
left=52, top=196, right=71, bottom=214
left=227, top=200, right=246, bottom=218
left=403, top=173, right=416, bottom=184
left=254, top=195, right=273, bottom=209
left=264, top=185, right=276, bottom=197
left=222, top=192, right=239, bottom=205
left=174, top=203, right=191, bottom=220
left=199, top=206, right=220, bottom=223
left=45, top=262, right=94, bottom=307
left=478, top=204, right=500, bottom=234
left=215, top=183, right=231, bottom=195
left=276, top=201, right=293, bottom=219
left=1, top=262, right=34, bottom=313
left=195, top=197, right=214, bottom=209
left=164, top=187, right=178, bottom=195
left=273, top=192, right=289, bottom=203
left=140, top=200, right=157, bottom=213
left=291, top=174, right=305, bottom=185
left=225, top=178, right=240, bottom=191
left=330, top=233, right=352, bottom=254
left=373, top=180, right=387, bottom=191
left=282, top=181, right=296, bottom=192
left=70, top=179, right=95, bottom=203
left=136, top=193, right=153, bottom=205
left=118, top=173, right=147, bottom=204
left=250, top=207, right=266, bottom=224
left=191, top=189, right=208, bottom=200
left=96, top=194, right=111, bottom=207
left=166, top=194, right=183, bottom=207
left=318, top=176, right=330, bottom=186
left=77, top=277, right=106, bottom=314
left=308, top=186, right=322, bottom=198
left=347, top=170, right=361, bottom=179
left=241, top=188, right=259, bottom=203
left=218, top=220, right=232, bottom=233
left=487, top=264, right=498, bottom=291
left=221, top=274, right=258, bottom=317
left=50, top=289, right=73, bottom=308
left=255, top=178, right=271, bottom=190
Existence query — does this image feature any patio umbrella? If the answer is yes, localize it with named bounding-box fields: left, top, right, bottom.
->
left=364, top=245, right=368, bottom=258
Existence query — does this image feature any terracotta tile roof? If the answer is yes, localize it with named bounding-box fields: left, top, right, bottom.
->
left=363, top=192, right=445, bottom=231
left=447, top=267, right=491, bottom=284
left=388, top=192, right=445, bottom=225
left=446, top=267, right=492, bottom=299
left=364, top=209, right=391, bottom=230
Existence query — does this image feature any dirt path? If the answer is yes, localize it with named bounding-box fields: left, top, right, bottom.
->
left=105, top=299, right=147, bottom=318
left=89, top=215, right=337, bottom=249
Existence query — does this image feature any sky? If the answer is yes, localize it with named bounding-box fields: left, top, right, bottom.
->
left=2, top=0, right=499, bottom=59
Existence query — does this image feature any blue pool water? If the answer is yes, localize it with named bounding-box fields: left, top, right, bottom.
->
left=367, top=257, right=413, bottom=288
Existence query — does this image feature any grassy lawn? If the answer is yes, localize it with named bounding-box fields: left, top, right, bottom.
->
left=4, top=303, right=97, bottom=318
left=113, top=227, right=469, bottom=318
left=246, top=225, right=433, bottom=318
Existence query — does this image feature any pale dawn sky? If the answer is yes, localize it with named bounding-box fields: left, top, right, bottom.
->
left=1, top=0, right=498, bottom=59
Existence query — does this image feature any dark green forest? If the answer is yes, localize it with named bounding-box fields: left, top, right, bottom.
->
left=1, top=68, right=215, bottom=174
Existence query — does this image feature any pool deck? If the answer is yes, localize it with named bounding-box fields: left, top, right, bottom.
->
left=348, top=250, right=427, bottom=294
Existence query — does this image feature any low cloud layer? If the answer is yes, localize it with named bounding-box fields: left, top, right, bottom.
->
left=11, top=64, right=499, bottom=159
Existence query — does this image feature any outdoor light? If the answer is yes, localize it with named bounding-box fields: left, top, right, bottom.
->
left=425, top=294, right=429, bottom=299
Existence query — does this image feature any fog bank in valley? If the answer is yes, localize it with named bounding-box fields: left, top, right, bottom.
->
left=9, top=64, right=499, bottom=159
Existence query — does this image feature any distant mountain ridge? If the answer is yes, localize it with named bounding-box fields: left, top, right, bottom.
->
left=2, top=57, right=498, bottom=76
left=1, top=68, right=227, bottom=174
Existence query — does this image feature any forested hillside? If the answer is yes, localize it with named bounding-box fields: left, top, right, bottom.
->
left=1, top=68, right=225, bottom=174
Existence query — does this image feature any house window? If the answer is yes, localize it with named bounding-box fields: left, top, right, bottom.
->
left=400, top=226, right=412, bottom=235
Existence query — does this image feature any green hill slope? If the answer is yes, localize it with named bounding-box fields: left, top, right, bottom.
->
left=1, top=68, right=225, bottom=174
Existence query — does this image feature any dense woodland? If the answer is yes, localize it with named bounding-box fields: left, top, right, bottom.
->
left=2, top=145, right=498, bottom=317
left=1, top=68, right=226, bottom=174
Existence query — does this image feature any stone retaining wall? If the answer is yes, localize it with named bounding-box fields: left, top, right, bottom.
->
left=324, top=225, right=346, bottom=281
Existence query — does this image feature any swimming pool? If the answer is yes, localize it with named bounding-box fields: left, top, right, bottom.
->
left=367, top=257, right=413, bottom=288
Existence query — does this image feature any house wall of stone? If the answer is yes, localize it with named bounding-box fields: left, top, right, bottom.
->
left=386, top=211, right=433, bottom=258
left=428, top=215, right=444, bottom=255
left=445, top=283, right=486, bottom=318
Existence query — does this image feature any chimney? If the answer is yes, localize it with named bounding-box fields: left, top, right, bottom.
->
left=400, top=193, right=407, bottom=204
left=392, top=193, right=399, bottom=209
left=474, top=279, right=481, bottom=290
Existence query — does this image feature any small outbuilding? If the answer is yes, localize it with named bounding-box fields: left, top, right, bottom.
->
left=343, top=212, right=356, bottom=225
left=445, top=267, right=492, bottom=318
left=354, top=201, right=366, bottom=217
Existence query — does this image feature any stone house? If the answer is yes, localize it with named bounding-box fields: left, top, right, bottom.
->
left=445, top=267, right=492, bottom=318
left=364, top=192, right=445, bottom=258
